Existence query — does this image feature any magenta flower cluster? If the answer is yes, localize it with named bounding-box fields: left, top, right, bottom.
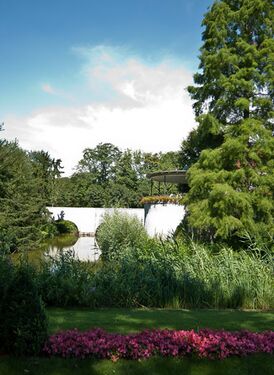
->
left=43, top=328, right=274, bottom=360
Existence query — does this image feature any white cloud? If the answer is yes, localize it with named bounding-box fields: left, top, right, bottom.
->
left=4, top=46, right=196, bottom=175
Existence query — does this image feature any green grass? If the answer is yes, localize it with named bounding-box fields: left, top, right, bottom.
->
left=1, top=355, right=273, bottom=375
left=0, top=308, right=273, bottom=375
left=48, top=307, right=274, bottom=334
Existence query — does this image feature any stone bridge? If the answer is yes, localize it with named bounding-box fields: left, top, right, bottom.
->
left=46, top=207, right=144, bottom=235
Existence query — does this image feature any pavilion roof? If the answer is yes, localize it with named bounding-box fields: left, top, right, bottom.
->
left=146, top=170, right=188, bottom=185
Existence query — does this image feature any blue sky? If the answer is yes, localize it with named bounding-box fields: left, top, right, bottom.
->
left=0, top=0, right=213, bottom=174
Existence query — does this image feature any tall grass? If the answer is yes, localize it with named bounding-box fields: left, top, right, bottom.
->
left=37, top=250, right=96, bottom=307
left=175, top=242, right=273, bottom=309
left=89, top=241, right=273, bottom=310
left=37, top=212, right=273, bottom=310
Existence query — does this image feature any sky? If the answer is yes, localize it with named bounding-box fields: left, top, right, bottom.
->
left=0, top=0, right=213, bottom=175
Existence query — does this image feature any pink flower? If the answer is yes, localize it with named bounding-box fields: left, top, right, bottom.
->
left=43, top=328, right=274, bottom=360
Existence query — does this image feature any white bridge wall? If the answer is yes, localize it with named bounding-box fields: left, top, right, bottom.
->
left=47, top=204, right=185, bottom=238
left=47, top=207, right=144, bottom=234
left=144, top=203, right=185, bottom=238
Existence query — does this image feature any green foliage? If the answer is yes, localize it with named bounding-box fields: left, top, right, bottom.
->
left=90, top=241, right=273, bottom=310
left=181, top=0, right=274, bottom=245
left=54, top=144, right=181, bottom=208
left=188, top=0, right=273, bottom=124
left=35, top=214, right=273, bottom=311
left=55, top=220, right=78, bottom=235
left=37, top=236, right=273, bottom=310
left=77, top=143, right=122, bottom=184
left=184, top=119, right=274, bottom=246
left=180, top=114, right=224, bottom=168
left=28, top=150, right=64, bottom=206
left=55, top=174, right=107, bottom=207
left=38, top=250, right=95, bottom=307
left=96, top=211, right=148, bottom=262
left=40, top=221, right=59, bottom=239
left=0, top=258, right=48, bottom=355
left=0, top=140, right=49, bottom=252
left=0, top=256, right=14, bottom=329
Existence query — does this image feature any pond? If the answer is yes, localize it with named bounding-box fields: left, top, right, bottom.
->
left=21, top=235, right=101, bottom=264
left=45, top=235, right=101, bottom=262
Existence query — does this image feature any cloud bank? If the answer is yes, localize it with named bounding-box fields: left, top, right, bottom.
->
left=4, top=46, right=196, bottom=175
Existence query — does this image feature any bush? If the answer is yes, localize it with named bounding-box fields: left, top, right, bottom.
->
left=0, top=259, right=48, bottom=355
left=0, top=255, right=15, bottom=350
left=40, top=221, right=59, bottom=239
left=96, top=211, right=148, bottom=262
left=55, top=220, right=78, bottom=235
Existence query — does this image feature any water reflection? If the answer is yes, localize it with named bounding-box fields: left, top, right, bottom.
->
left=46, top=236, right=101, bottom=262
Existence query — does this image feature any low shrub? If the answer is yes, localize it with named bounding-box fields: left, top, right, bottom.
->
left=40, top=221, right=59, bottom=239
left=55, top=220, right=78, bottom=235
left=0, top=259, right=48, bottom=355
left=44, top=328, right=274, bottom=360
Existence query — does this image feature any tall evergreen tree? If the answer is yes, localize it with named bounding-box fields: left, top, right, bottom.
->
left=183, top=0, right=274, bottom=246
left=0, top=141, right=48, bottom=252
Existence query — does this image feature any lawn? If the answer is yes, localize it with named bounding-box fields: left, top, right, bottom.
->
left=0, top=308, right=273, bottom=375
left=48, top=307, right=274, bottom=333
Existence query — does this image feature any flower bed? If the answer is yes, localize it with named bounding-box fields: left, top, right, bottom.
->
left=43, top=328, right=274, bottom=360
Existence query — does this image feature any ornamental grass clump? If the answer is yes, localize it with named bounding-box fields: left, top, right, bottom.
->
left=43, top=328, right=274, bottom=360
left=96, top=211, right=149, bottom=262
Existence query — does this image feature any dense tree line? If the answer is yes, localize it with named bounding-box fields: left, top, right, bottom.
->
left=52, top=143, right=181, bottom=208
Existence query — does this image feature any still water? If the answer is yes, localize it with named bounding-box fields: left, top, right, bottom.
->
left=44, top=235, right=101, bottom=262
